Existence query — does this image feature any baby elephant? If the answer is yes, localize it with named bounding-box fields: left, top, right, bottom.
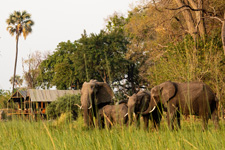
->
left=100, top=103, right=128, bottom=128
left=127, top=91, right=162, bottom=130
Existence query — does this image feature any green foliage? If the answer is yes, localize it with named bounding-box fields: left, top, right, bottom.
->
left=37, top=14, right=142, bottom=93
left=37, top=40, right=77, bottom=89
left=0, top=89, right=11, bottom=108
left=46, top=94, right=81, bottom=120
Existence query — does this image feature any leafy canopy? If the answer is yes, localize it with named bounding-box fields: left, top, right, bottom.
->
left=6, top=10, right=34, bottom=39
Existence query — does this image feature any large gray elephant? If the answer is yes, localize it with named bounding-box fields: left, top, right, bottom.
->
left=99, top=103, right=128, bottom=128
left=80, top=80, right=114, bottom=128
left=127, top=91, right=162, bottom=129
left=142, top=81, right=220, bottom=130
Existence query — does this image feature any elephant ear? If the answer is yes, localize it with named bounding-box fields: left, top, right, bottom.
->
left=160, top=81, right=176, bottom=104
left=137, top=91, right=150, bottom=105
left=96, top=82, right=114, bottom=104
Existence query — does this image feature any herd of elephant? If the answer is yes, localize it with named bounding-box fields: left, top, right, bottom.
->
left=79, top=80, right=220, bottom=130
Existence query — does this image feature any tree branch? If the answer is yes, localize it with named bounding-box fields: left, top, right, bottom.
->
left=165, top=4, right=204, bottom=12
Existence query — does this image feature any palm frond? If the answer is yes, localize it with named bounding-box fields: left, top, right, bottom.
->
left=6, top=14, right=16, bottom=25
left=22, top=10, right=31, bottom=20
left=23, top=28, right=27, bottom=39
left=22, top=10, right=27, bottom=16
left=24, top=20, right=34, bottom=26
left=14, top=11, right=21, bottom=18
left=9, top=28, right=16, bottom=36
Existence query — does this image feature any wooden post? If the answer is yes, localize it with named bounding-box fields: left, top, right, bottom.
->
left=36, top=102, right=38, bottom=111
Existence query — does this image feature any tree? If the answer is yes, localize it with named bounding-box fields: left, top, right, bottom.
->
left=6, top=10, right=34, bottom=93
left=9, top=75, right=23, bottom=89
left=22, top=51, right=43, bottom=89
left=37, top=40, right=77, bottom=89
left=0, top=89, right=11, bottom=108
left=151, top=0, right=225, bottom=52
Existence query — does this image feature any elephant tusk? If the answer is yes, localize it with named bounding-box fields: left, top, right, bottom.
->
left=124, top=113, right=128, bottom=118
left=124, top=94, right=130, bottom=98
left=75, top=104, right=82, bottom=109
left=149, top=106, right=156, bottom=113
left=88, top=105, right=92, bottom=109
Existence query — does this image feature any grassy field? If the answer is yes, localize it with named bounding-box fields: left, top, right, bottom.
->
left=1, top=115, right=225, bottom=150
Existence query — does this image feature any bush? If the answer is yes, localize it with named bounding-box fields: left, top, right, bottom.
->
left=46, top=94, right=81, bottom=120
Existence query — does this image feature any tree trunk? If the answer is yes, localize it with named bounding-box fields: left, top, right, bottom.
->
left=175, top=0, right=196, bottom=39
left=128, top=64, right=137, bottom=93
left=222, top=11, right=225, bottom=55
left=188, top=0, right=206, bottom=39
left=12, top=35, right=19, bottom=93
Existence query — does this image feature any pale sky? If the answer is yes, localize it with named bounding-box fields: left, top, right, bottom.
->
left=0, top=0, right=138, bottom=90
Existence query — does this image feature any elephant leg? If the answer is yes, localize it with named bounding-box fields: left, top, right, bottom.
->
left=211, top=106, right=220, bottom=130
left=101, top=117, right=105, bottom=129
left=136, top=114, right=141, bottom=128
left=87, top=111, right=94, bottom=127
left=167, top=110, right=176, bottom=130
left=106, top=119, right=112, bottom=129
left=201, top=115, right=209, bottom=131
left=176, top=111, right=181, bottom=129
left=124, top=116, right=129, bottom=127
left=152, top=110, right=162, bottom=130
left=89, top=116, right=94, bottom=127
left=95, top=117, right=99, bottom=128
left=143, top=115, right=149, bottom=130
left=95, top=113, right=103, bottom=129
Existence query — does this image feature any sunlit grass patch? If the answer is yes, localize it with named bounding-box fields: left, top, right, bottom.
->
left=0, top=116, right=225, bottom=150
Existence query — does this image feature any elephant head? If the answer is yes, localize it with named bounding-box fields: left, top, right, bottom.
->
left=80, top=80, right=114, bottom=127
left=142, top=81, right=177, bottom=114
left=127, top=91, right=151, bottom=124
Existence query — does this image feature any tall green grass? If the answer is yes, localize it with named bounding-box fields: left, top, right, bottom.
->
left=0, top=116, right=225, bottom=150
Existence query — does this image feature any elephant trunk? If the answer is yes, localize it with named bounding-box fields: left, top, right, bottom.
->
left=141, top=97, right=157, bottom=115
left=128, top=102, right=135, bottom=125
left=81, top=93, right=91, bottom=127
left=83, top=106, right=89, bottom=127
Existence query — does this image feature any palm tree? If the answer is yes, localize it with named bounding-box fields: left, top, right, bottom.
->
left=9, top=75, right=23, bottom=89
left=6, top=10, right=34, bottom=93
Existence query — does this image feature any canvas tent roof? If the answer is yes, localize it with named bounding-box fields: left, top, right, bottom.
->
left=27, top=89, right=80, bottom=102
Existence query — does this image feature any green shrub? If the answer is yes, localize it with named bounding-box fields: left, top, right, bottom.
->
left=46, top=94, right=81, bottom=120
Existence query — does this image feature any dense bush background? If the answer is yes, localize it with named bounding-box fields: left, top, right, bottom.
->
left=46, top=94, right=81, bottom=120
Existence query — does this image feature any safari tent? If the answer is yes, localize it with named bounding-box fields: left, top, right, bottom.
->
left=7, top=89, right=80, bottom=116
